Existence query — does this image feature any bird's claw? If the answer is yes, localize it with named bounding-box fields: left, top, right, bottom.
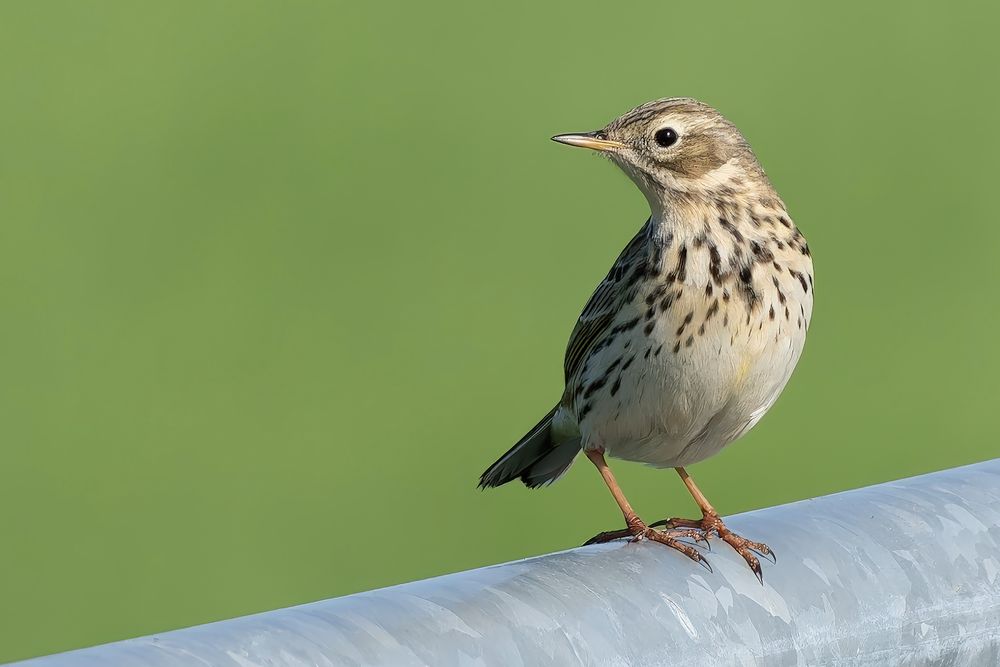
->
left=583, top=522, right=713, bottom=572
left=643, top=527, right=713, bottom=572
left=651, top=513, right=774, bottom=583
left=748, top=542, right=777, bottom=564
left=583, top=528, right=633, bottom=546
left=585, top=526, right=708, bottom=548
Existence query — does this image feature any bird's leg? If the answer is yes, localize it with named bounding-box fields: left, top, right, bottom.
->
left=650, top=467, right=774, bottom=583
left=582, top=450, right=709, bottom=569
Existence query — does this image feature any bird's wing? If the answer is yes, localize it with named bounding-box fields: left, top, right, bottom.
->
left=563, top=220, right=652, bottom=390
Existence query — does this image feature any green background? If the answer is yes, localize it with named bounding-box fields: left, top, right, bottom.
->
left=2, top=1, right=998, bottom=661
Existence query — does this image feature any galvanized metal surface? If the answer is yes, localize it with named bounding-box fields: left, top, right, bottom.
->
left=15, top=459, right=1000, bottom=666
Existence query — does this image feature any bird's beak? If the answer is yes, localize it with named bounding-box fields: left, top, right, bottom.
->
left=551, top=131, right=626, bottom=152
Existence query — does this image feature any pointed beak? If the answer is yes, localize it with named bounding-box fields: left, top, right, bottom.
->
left=551, top=131, right=626, bottom=152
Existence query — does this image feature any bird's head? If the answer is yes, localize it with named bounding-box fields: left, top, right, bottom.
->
left=553, top=98, right=770, bottom=215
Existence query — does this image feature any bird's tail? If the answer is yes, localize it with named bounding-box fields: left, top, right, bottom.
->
left=478, top=406, right=581, bottom=489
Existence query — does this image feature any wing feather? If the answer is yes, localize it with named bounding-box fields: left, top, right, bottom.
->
left=563, top=219, right=652, bottom=389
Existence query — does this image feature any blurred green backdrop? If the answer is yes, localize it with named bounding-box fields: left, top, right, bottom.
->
left=2, top=1, right=999, bottom=661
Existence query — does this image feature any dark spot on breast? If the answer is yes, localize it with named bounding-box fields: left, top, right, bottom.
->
left=769, top=305, right=775, bottom=320
left=709, top=244, right=725, bottom=285
left=706, top=299, right=720, bottom=320
left=705, top=283, right=713, bottom=297
left=698, top=323, right=705, bottom=335
left=672, top=341, right=681, bottom=353
left=660, top=292, right=676, bottom=312
left=654, top=344, right=663, bottom=357
left=644, top=321, right=655, bottom=335
left=738, top=265, right=760, bottom=308
left=675, top=245, right=688, bottom=282
left=750, top=241, right=774, bottom=263
left=585, top=359, right=622, bottom=397
left=778, top=216, right=792, bottom=228
left=772, top=276, right=787, bottom=305
left=649, top=245, right=663, bottom=274
left=675, top=311, right=694, bottom=336
left=718, top=217, right=744, bottom=244
left=621, top=354, right=635, bottom=371
left=610, top=377, right=621, bottom=397
left=625, top=262, right=647, bottom=289
left=685, top=335, right=694, bottom=347
left=617, top=316, right=641, bottom=333
left=645, top=285, right=666, bottom=305
left=579, top=402, right=593, bottom=419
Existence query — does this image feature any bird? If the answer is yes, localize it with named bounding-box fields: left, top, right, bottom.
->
left=479, top=97, right=813, bottom=582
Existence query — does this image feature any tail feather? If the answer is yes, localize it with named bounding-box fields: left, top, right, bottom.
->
left=479, top=406, right=580, bottom=489
left=518, top=438, right=581, bottom=488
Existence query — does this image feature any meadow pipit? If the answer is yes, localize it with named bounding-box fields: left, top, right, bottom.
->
left=479, top=98, right=814, bottom=581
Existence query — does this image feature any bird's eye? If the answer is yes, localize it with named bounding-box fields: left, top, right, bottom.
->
left=654, top=127, right=678, bottom=148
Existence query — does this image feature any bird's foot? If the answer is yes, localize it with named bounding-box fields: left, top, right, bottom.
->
left=650, top=512, right=774, bottom=583
left=583, top=516, right=712, bottom=571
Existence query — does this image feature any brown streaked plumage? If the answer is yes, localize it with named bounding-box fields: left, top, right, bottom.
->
left=479, top=97, right=814, bottom=582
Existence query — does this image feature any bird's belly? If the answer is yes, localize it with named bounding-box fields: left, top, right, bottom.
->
left=585, top=312, right=807, bottom=468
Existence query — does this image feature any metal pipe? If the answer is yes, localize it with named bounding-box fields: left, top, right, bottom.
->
left=15, top=460, right=1000, bottom=666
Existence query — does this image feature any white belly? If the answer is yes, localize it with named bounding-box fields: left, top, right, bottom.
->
left=581, top=296, right=810, bottom=468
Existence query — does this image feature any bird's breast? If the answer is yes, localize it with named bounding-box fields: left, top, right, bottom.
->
left=571, top=211, right=813, bottom=467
